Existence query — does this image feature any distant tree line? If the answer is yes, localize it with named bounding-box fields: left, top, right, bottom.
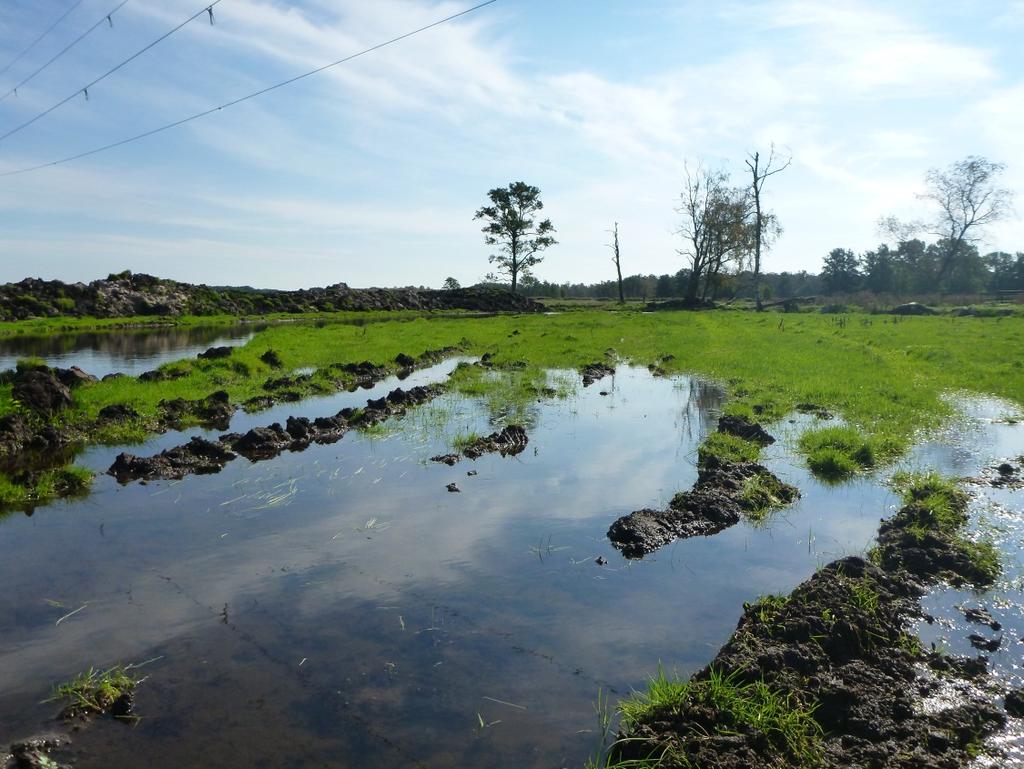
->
left=821, top=241, right=1024, bottom=296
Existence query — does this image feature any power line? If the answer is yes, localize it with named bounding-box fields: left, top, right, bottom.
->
left=0, top=0, right=224, bottom=144
left=1, top=0, right=131, bottom=103
left=0, top=0, right=499, bottom=178
left=0, top=0, right=86, bottom=78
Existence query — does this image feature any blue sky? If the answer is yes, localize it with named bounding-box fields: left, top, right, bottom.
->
left=0, top=0, right=1021, bottom=289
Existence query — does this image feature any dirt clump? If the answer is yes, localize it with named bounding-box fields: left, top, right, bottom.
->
left=159, top=390, right=236, bottom=430
left=580, top=362, right=615, bottom=387
left=108, top=385, right=444, bottom=482
left=197, top=345, right=233, bottom=360
left=12, top=368, right=73, bottom=416
left=54, top=366, right=97, bottom=389
left=97, top=403, right=139, bottom=422
left=109, top=437, right=237, bottom=481
left=608, top=456, right=798, bottom=558
left=717, top=414, right=775, bottom=445
left=259, top=349, right=283, bottom=368
left=612, top=557, right=1007, bottom=769
left=431, top=425, right=529, bottom=465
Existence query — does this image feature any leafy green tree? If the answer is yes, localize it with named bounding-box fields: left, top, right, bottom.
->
left=474, top=182, right=557, bottom=293
left=821, top=248, right=861, bottom=294
left=441, top=277, right=461, bottom=291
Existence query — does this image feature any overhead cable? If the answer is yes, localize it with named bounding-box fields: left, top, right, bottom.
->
left=1, top=0, right=131, bottom=103
left=0, top=0, right=499, bottom=178
left=0, top=0, right=86, bottom=78
left=0, top=0, right=225, bottom=144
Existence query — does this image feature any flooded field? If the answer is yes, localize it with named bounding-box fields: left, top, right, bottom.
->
left=0, top=347, right=1022, bottom=766
left=0, top=324, right=264, bottom=379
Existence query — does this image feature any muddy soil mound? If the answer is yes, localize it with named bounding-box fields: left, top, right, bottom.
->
left=109, top=437, right=237, bottom=481
left=0, top=273, right=541, bottom=320
left=580, top=362, right=615, bottom=387
left=12, top=368, right=73, bottom=416
left=608, top=457, right=798, bottom=558
left=430, top=425, right=529, bottom=465
left=614, top=557, right=1007, bottom=769
left=108, top=385, right=444, bottom=483
left=159, top=390, right=236, bottom=430
left=716, top=414, right=775, bottom=445
left=875, top=500, right=998, bottom=588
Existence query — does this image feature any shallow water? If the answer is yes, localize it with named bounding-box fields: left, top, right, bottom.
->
left=0, top=363, right=1021, bottom=767
left=0, top=324, right=263, bottom=378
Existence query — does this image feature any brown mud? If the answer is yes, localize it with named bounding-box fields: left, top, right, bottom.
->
left=607, top=455, right=798, bottom=558
left=430, top=424, right=529, bottom=465
left=611, top=483, right=1018, bottom=768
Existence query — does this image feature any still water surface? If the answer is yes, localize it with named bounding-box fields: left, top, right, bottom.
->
left=0, top=356, right=1020, bottom=767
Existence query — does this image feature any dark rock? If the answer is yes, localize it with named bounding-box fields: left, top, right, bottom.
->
left=12, top=369, right=72, bottom=415
left=197, top=345, right=232, bottom=360
left=595, top=556, right=607, bottom=566
left=466, top=469, right=478, bottom=476
left=446, top=483, right=460, bottom=493
left=101, top=372, right=126, bottom=381
left=395, top=353, right=416, bottom=368
left=717, top=414, right=776, bottom=445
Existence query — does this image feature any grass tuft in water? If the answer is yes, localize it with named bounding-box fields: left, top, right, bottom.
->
left=799, top=425, right=893, bottom=480
left=49, top=665, right=137, bottom=717
left=697, top=432, right=761, bottom=467
left=0, top=465, right=93, bottom=510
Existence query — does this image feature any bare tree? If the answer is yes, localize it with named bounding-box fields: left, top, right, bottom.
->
left=745, top=145, right=791, bottom=310
left=608, top=222, right=624, bottom=304
left=919, top=156, right=1013, bottom=280
left=677, top=164, right=749, bottom=304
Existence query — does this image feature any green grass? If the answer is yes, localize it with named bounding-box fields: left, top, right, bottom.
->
left=0, top=466, right=92, bottom=510
left=3, top=309, right=1024, bottom=507
left=618, top=667, right=822, bottom=766
left=744, top=593, right=790, bottom=625
left=799, top=425, right=897, bottom=480
left=452, top=431, right=484, bottom=452
left=737, top=473, right=794, bottom=521
left=959, top=538, right=1002, bottom=584
left=884, top=471, right=1002, bottom=584
left=697, top=432, right=762, bottom=466
left=49, top=665, right=137, bottom=716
